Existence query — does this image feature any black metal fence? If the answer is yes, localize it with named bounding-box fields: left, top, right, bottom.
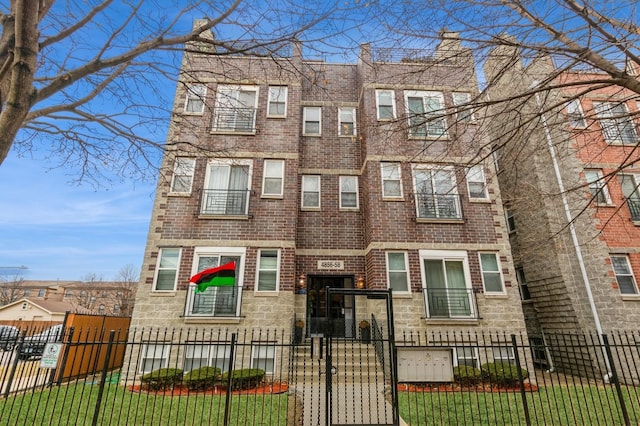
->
left=1, top=326, right=640, bottom=425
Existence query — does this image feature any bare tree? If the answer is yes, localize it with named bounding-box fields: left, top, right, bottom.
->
left=0, top=273, right=25, bottom=305
left=113, top=264, right=138, bottom=316
left=0, top=1, right=365, bottom=185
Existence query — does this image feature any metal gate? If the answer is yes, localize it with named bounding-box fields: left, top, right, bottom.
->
left=322, top=288, right=399, bottom=426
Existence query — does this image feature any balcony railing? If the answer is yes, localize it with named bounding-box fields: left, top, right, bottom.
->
left=415, top=193, right=462, bottom=220
left=184, top=284, right=241, bottom=317
left=200, top=189, right=250, bottom=216
left=423, top=287, right=478, bottom=319
left=212, top=107, right=257, bottom=132
left=627, top=198, right=640, bottom=221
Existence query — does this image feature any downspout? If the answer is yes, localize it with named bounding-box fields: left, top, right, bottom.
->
left=532, top=84, right=612, bottom=381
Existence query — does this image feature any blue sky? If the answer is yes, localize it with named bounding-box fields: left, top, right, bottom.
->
left=0, top=154, right=156, bottom=281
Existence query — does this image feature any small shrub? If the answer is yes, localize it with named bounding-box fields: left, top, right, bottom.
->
left=221, top=368, right=265, bottom=390
left=481, top=362, right=529, bottom=387
left=141, top=368, right=183, bottom=391
left=184, top=366, right=221, bottom=391
left=453, top=365, right=482, bottom=385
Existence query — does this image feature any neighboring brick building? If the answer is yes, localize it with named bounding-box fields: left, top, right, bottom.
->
left=131, top=25, right=527, bottom=373
left=484, top=44, right=640, bottom=371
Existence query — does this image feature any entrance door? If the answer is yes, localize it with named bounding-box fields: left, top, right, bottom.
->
left=307, top=276, right=354, bottom=338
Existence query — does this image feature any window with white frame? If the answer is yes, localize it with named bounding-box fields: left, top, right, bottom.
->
left=188, top=248, right=244, bottom=317
left=339, top=175, right=359, bottom=209
left=338, top=107, right=356, bottom=136
left=256, top=249, right=280, bottom=292
left=251, top=344, right=276, bottom=375
left=202, top=159, right=252, bottom=215
left=492, top=346, right=515, bottom=364
left=153, top=248, right=181, bottom=291
left=479, top=253, right=504, bottom=293
left=262, top=159, right=284, bottom=197
left=412, top=165, right=460, bottom=219
left=113, top=304, right=120, bottom=313
left=376, top=90, right=396, bottom=120
left=184, top=84, right=206, bottom=114
left=140, top=344, right=169, bottom=373
left=565, top=99, right=586, bottom=128
left=303, top=106, right=322, bottom=135
left=620, top=174, right=640, bottom=221
left=213, top=85, right=258, bottom=132
left=466, top=165, right=488, bottom=200
left=505, top=208, right=516, bottom=233
left=267, top=86, right=287, bottom=117
left=405, top=91, right=446, bottom=138
left=420, top=250, right=474, bottom=318
left=453, top=347, right=479, bottom=368
left=584, top=169, right=611, bottom=204
left=170, top=157, right=196, bottom=194
left=515, top=267, right=531, bottom=301
left=386, top=252, right=410, bottom=293
left=301, top=175, right=321, bottom=209
left=594, top=102, right=638, bottom=144
left=184, top=344, right=232, bottom=373
left=452, top=92, right=474, bottom=122
left=611, top=255, right=638, bottom=295
left=381, top=163, right=403, bottom=199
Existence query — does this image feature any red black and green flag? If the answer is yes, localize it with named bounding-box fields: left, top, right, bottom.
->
left=190, top=261, right=236, bottom=293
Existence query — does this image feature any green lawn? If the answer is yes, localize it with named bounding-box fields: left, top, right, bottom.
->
left=0, top=383, right=294, bottom=425
left=398, top=386, right=640, bottom=425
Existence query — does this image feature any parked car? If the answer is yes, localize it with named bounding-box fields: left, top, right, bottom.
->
left=17, top=324, right=63, bottom=360
left=0, top=326, right=19, bottom=351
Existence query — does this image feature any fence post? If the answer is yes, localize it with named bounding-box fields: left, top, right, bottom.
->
left=223, top=333, right=237, bottom=426
left=511, top=334, right=531, bottom=426
left=91, top=330, right=115, bottom=426
left=602, top=334, right=631, bottom=426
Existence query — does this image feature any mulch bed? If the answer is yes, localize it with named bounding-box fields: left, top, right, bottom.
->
left=128, top=382, right=289, bottom=396
left=398, top=382, right=539, bottom=393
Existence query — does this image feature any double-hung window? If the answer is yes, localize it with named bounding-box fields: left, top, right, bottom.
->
left=170, top=157, right=196, bottom=194
left=187, top=248, right=244, bottom=317
left=584, top=169, right=611, bottom=205
left=381, top=163, right=403, bottom=199
left=153, top=248, right=181, bottom=291
left=565, top=99, right=586, bottom=128
left=376, top=90, right=396, bottom=120
left=303, top=107, right=322, bottom=135
left=405, top=91, right=446, bottom=138
left=339, top=176, right=359, bottom=209
left=492, top=346, right=516, bottom=364
left=479, top=253, right=504, bottom=294
left=466, top=165, right=488, bottom=200
left=611, top=255, right=638, bottom=295
left=262, top=159, right=284, bottom=197
left=251, top=344, right=276, bottom=375
left=184, top=344, right=231, bottom=373
left=202, top=160, right=252, bottom=216
left=338, top=108, right=356, bottom=136
left=301, top=175, right=321, bottom=209
left=256, top=249, right=280, bottom=292
left=267, top=86, right=287, bottom=117
left=594, top=102, right=638, bottom=144
left=213, top=85, right=258, bottom=132
left=515, top=267, right=531, bottom=300
left=620, top=174, right=640, bottom=221
left=412, top=165, right=460, bottom=219
left=420, top=250, right=475, bottom=319
left=452, top=92, right=474, bottom=122
left=184, top=84, right=206, bottom=114
left=386, top=252, right=410, bottom=293
left=453, top=347, right=479, bottom=368
left=140, top=344, right=169, bottom=373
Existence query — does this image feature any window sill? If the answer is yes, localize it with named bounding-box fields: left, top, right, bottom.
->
left=391, top=292, right=413, bottom=299
left=408, top=135, right=449, bottom=141
left=180, top=112, right=204, bottom=116
left=302, top=134, right=322, bottom=137
left=150, top=292, right=177, bottom=297
left=254, top=291, right=280, bottom=297
left=468, top=198, right=491, bottom=203
left=198, top=214, right=250, bottom=220
left=620, top=294, right=640, bottom=301
left=183, top=317, right=242, bottom=324
left=168, top=192, right=192, bottom=197
left=301, top=207, right=321, bottom=211
left=339, top=134, right=357, bottom=138
left=483, top=293, right=508, bottom=299
left=266, top=115, right=286, bottom=119
left=261, top=195, right=284, bottom=200
left=416, top=218, right=464, bottom=224
left=382, top=196, right=404, bottom=201
left=339, top=207, right=360, bottom=211
left=210, top=129, right=256, bottom=136
left=424, top=318, right=480, bottom=326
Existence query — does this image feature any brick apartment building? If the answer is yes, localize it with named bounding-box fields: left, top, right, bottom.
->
left=131, top=24, right=527, bottom=372
left=484, top=45, right=640, bottom=371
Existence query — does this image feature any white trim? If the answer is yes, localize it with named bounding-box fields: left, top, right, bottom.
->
left=385, top=251, right=411, bottom=294
left=381, top=162, right=403, bottom=199
left=152, top=248, right=181, bottom=292
left=339, top=175, right=359, bottom=209
left=466, top=165, right=489, bottom=201
left=375, top=89, right=396, bottom=120
left=184, top=84, right=206, bottom=114
left=452, top=92, right=475, bottom=122
left=303, top=106, right=322, bottom=136
left=267, top=86, right=288, bottom=118
left=404, top=90, right=447, bottom=139
left=251, top=344, right=277, bottom=375
left=478, top=252, right=505, bottom=294
left=170, top=157, right=196, bottom=195
left=338, top=107, right=357, bottom=136
left=261, top=159, right=284, bottom=198
left=301, top=175, right=321, bottom=209
left=140, top=344, right=170, bottom=373
left=255, top=249, right=281, bottom=292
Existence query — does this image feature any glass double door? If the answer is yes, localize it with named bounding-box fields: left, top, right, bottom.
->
left=306, top=276, right=355, bottom=338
